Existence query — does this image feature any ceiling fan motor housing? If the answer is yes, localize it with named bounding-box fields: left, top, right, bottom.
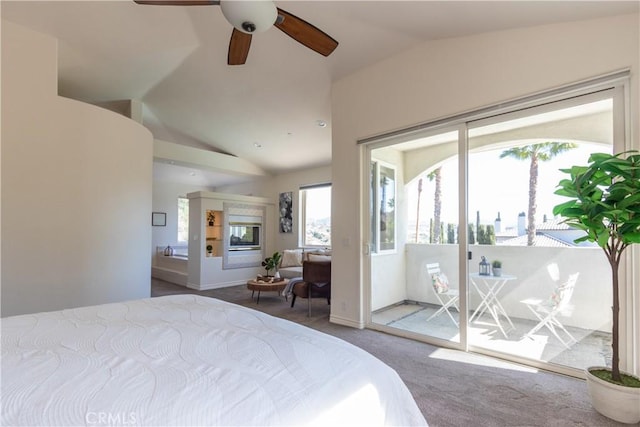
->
left=220, top=0, right=277, bottom=34
left=242, top=22, right=256, bottom=33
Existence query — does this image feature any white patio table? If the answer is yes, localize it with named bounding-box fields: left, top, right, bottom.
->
left=469, top=273, right=517, bottom=338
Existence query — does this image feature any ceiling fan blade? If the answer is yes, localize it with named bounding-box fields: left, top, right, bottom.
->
left=274, top=8, right=338, bottom=57
left=133, top=1, right=220, bottom=5
left=228, top=29, right=252, bottom=65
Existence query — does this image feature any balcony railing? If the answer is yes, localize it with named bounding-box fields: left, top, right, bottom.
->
left=373, top=243, right=611, bottom=332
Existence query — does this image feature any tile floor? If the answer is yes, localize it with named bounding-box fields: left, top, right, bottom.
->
left=372, top=302, right=611, bottom=371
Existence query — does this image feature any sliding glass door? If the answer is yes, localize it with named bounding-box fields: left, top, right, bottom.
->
left=366, top=83, right=626, bottom=376
left=466, top=92, right=615, bottom=372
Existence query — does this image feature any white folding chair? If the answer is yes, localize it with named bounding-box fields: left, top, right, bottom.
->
left=426, top=263, right=459, bottom=327
left=521, top=273, right=579, bottom=349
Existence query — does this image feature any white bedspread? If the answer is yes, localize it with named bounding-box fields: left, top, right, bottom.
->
left=1, top=295, right=427, bottom=426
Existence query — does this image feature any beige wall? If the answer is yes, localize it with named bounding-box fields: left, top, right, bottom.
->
left=330, top=11, right=640, bottom=343
left=272, top=166, right=331, bottom=252
left=1, top=21, right=154, bottom=316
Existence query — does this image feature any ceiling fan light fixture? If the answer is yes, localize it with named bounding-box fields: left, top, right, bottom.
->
left=220, top=0, right=277, bottom=34
left=135, top=0, right=338, bottom=65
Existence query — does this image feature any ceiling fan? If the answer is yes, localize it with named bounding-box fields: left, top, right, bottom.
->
left=133, top=0, right=338, bottom=65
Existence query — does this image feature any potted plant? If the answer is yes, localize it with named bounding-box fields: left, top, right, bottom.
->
left=207, top=211, right=216, bottom=226
left=553, top=151, right=640, bottom=424
left=491, top=260, right=502, bottom=277
left=261, top=252, right=282, bottom=278
left=206, top=244, right=213, bottom=256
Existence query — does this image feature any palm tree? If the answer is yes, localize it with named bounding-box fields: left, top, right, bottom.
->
left=500, top=142, right=577, bottom=246
left=427, top=167, right=442, bottom=243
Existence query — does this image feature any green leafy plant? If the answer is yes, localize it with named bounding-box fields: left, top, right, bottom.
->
left=206, top=244, right=213, bottom=253
left=553, top=151, right=640, bottom=385
left=261, top=252, right=282, bottom=276
left=492, top=260, right=502, bottom=269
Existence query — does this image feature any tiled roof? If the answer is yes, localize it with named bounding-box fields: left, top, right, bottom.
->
left=537, top=217, right=572, bottom=231
left=499, top=233, right=572, bottom=247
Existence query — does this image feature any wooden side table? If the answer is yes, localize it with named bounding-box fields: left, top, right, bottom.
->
left=246, top=279, right=289, bottom=304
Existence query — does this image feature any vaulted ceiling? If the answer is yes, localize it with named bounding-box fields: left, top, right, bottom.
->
left=3, top=1, right=637, bottom=186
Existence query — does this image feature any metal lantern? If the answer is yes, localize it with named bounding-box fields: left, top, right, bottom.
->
left=479, top=256, right=490, bottom=276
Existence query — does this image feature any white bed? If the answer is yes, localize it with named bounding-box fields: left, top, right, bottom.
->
left=1, top=295, right=427, bottom=426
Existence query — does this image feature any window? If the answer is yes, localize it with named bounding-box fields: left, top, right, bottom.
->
left=177, top=197, right=188, bottom=243
left=300, top=184, right=331, bottom=247
left=371, top=160, right=396, bottom=252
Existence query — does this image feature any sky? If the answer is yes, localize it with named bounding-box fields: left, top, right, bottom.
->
left=408, top=142, right=610, bottom=230
left=304, top=185, right=331, bottom=222
left=303, top=141, right=609, bottom=234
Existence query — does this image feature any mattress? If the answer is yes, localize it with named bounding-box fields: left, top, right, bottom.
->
left=1, top=294, right=427, bottom=426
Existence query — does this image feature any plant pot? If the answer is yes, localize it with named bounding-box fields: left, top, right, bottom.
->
left=492, top=268, right=502, bottom=277
left=585, top=366, right=640, bottom=424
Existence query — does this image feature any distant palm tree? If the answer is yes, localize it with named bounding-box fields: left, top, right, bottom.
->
left=500, top=142, right=577, bottom=246
left=427, top=167, right=442, bottom=243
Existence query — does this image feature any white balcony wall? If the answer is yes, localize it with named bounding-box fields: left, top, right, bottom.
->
left=371, top=252, right=408, bottom=312
left=404, top=244, right=611, bottom=332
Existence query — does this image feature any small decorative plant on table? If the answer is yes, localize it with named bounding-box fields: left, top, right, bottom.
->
left=553, top=151, right=640, bottom=424
left=261, top=252, right=282, bottom=281
left=491, top=260, right=502, bottom=277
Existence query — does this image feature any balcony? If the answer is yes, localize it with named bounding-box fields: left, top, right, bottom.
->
left=371, top=244, right=612, bottom=371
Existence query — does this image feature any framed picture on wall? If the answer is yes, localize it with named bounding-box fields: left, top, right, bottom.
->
left=152, top=212, right=166, bottom=227
left=279, top=192, right=293, bottom=233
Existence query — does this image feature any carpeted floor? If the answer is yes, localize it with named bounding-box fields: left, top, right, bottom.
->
left=152, top=279, right=629, bottom=427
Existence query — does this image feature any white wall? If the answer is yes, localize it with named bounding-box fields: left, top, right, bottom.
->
left=186, top=191, right=274, bottom=290
left=370, top=148, right=408, bottom=311
left=404, top=244, right=611, bottom=332
left=1, top=21, right=153, bottom=316
left=150, top=180, right=214, bottom=285
left=331, top=13, right=640, bottom=338
left=212, top=178, right=274, bottom=199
